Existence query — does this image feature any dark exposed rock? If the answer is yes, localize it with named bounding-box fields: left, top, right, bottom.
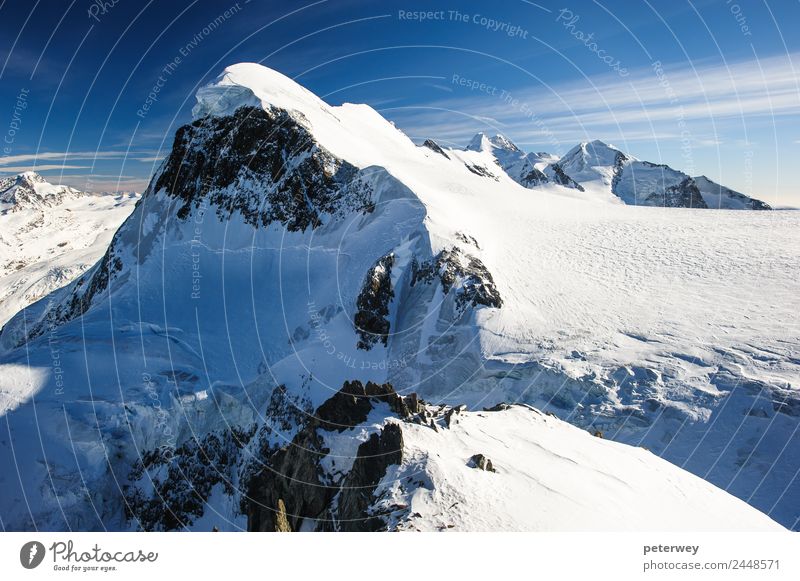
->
left=315, top=380, right=417, bottom=431
left=547, top=163, right=585, bottom=191
left=645, top=176, right=708, bottom=208
left=122, top=381, right=546, bottom=532
left=242, top=421, right=330, bottom=532
left=315, top=381, right=374, bottom=431
left=748, top=199, right=771, bottom=210
left=464, top=163, right=498, bottom=179
left=468, top=454, right=496, bottom=472
left=335, top=423, right=404, bottom=532
left=411, top=247, right=502, bottom=312
left=484, top=402, right=512, bottom=412
left=124, top=382, right=318, bottom=532
left=610, top=150, right=629, bottom=193
left=290, top=325, right=310, bottom=343
left=236, top=384, right=314, bottom=492
left=157, top=106, right=374, bottom=231
left=264, top=383, right=313, bottom=434
left=444, top=404, right=466, bottom=427
left=520, top=167, right=549, bottom=187
left=354, top=254, right=394, bottom=350
left=422, top=139, right=450, bottom=159
left=406, top=392, right=422, bottom=415
left=124, top=424, right=256, bottom=531
left=243, top=381, right=413, bottom=532
left=693, top=175, right=772, bottom=210
left=13, top=105, right=376, bottom=347
left=454, top=231, right=480, bottom=249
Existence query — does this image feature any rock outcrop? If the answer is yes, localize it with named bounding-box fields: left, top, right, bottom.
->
left=354, top=254, right=395, bottom=350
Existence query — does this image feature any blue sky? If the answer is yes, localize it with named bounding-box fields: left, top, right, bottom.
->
left=1, top=0, right=798, bottom=205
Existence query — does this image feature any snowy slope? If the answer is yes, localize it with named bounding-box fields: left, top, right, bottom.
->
left=383, top=404, right=782, bottom=531
left=0, top=172, right=139, bottom=326
left=0, top=64, right=796, bottom=531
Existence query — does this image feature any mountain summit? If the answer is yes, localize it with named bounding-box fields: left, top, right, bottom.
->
left=0, top=171, right=86, bottom=211
left=0, top=64, right=795, bottom=532
left=463, top=132, right=559, bottom=188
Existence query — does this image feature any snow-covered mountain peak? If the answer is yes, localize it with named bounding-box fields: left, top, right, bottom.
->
left=0, top=171, right=86, bottom=211
left=16, top=170, right=46, bottom=185
left=488, top=134, right=520, bottom=151
left=561, top=140, right=629, bottom=169
left=584, top=139, right=616, bottom=149
left=192, top=62, right=329, bottom=121
left=453, top=134, right=769, bottom=210
left=464, top=132, right=520, bottom=153
left=465, top=132, right=492, bottom=152
left=1, top=170, right=46, bottom=193
left=459, top=132, right=563, bottom=188
left=192, top=62, right=416, bottom=173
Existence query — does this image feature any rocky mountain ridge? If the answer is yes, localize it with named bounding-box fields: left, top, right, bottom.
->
left=461, top=135, right=771, bottom=209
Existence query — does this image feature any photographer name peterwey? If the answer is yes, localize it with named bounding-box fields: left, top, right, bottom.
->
left=644, top=544, right=700, bottom=556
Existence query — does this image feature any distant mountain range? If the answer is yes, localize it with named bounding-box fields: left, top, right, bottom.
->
left=448, top=133, right=771, bottom=210
left=1, top=170, right=87, bottom=210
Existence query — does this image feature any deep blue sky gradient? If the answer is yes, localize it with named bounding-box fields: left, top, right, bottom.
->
left=1, top=0, right=798, bottom=204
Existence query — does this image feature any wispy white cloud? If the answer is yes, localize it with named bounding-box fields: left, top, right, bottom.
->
left=131, top=156, right=166, bottom=163
left=0, top=150, right=161, bottom=166
left=386, top=52, right=800, bottom=151
left=0, top=150, right=161, bottom=192
left=0, top=164, right=90, bottom=173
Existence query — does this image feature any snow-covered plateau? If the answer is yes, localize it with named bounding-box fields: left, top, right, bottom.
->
left=0, top=64, right=796, bottom=531
left=0, top=172, right=139, bottom=326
